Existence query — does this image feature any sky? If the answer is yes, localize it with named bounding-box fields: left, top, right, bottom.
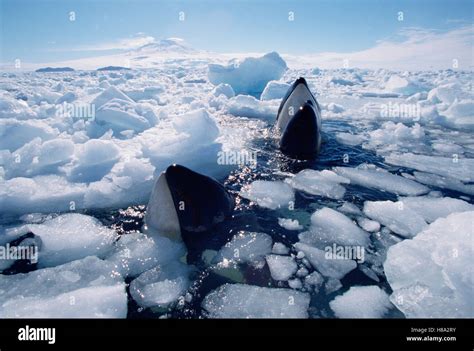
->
left=0, top=0, right=473, bottom=67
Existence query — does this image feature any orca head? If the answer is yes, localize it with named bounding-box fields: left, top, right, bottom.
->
left=144, top=164, right=235, bottom=242
left=279, top=100, right=321, bottom=160
left=276, top=77, right=322, bottom=160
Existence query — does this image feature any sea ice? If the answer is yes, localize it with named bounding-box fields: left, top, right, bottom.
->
left=329, top=286, right=392, bottom=318
left=278, top=218, right=303, bottom=230
left=0, top=256, right=124, bottom=317
left=0, top=119, right=58, bottom=151
left=335, top=132, right=365, bottom=146
left=105, top=232, right=186, bottom=278
left=202, top=283, right=310, bottom=318
left=385, top=153, right=474, bottom=183
left=384, top=211, right=473, bottom=318
left=299, top=207, right=370, bottom=248
left=357, top=217, right=381, bottom=232
left=363, top=200, right=427, bottom=238
left=266, top=254, right=298, bottom=281
left=260, top=80, right=290, bottom=100
left=272, top=242, right=290, bottom=255
left=411, top=171, right=474, bottom=196
left=66, top=139, right=120, bottom=182
left=214, top=231, right=273, bottom=264
left=334, top=165, right=429, bottom=196
left=25, top=213, right=117, bottom=268
left=225, top=95, right=278, bottom=120
left=91, top=86, right=134, bottom=109
left=399, top=196, right=474, bottom=223
left=384, top=75, right=427, bottom=96
left=208, top=52, right=287, bottom=95
left=285, top=169, right=350, bottom=200
left=1, top=284, right=127, bottom=318
left=129, top=261, right=192, bottom=308
left=239, top=180, right=294, bottom=210
left=293, top=242, right=357, bottom=279
left=212, top=83, right=235, bottom=98
left=441, top=99, right=474, bottom=130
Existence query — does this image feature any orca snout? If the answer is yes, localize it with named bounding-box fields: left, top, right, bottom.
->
left=145, top=164, right=235, bottom=242
left=280, top=101, right=321, bottom=159
left=276, top=77, right=322, bottom=160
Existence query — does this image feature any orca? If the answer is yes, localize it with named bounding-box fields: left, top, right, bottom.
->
left=144, top=164, right=235, bottom=244
left=276, top=77, right=322, bottom=159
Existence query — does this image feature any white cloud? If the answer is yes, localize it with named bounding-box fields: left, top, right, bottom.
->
left=285, top=25, right=474, bottom=71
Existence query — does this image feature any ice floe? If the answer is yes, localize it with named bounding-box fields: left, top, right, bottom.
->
left=266, top=254, right=297, bottom=281
left=385, top=153, right=474, bottom=183
left=239, top=180, right=294, bottom=210
left=285, top=169, right=350, bottom=200
left=278, top=218, right=303, bottom=230
left=129, top=261, right=192, bottom=308
left=299, top=207, right=370, bottom=248
left=260, top=80, right=290, bottom=101
left=384, top=211, right=473, bottom=318
left=24, top=213, right=117, bottom=268
left=202, top=283, right=310, bottom=318
left=334, top=165, right=429, bottom=196
left=330, top=286, right=393, bottom=318
left=293, top=242, right=357, bottom=280
left=208, top=52, right=287, bottom=95
left=214, top=231, right=272, bottom=264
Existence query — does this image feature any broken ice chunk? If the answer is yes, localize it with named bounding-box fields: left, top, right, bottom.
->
left=202, top=283, right=310, bottom=318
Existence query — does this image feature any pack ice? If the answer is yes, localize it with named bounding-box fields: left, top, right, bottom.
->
left=384, top=211, right=474, bottom=318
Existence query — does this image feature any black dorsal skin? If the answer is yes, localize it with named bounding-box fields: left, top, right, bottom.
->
left=279, top=101, right=321, bottom=159
left=164, top=164, right=235, bottom=233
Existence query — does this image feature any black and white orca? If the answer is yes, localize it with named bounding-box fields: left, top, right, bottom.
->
left=276, top=77, right=322, bottom=159
left=144, top=164, right=235, bottom=244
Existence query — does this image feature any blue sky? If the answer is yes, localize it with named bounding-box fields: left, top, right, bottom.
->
left=0, top=0, right=472, bottom=63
